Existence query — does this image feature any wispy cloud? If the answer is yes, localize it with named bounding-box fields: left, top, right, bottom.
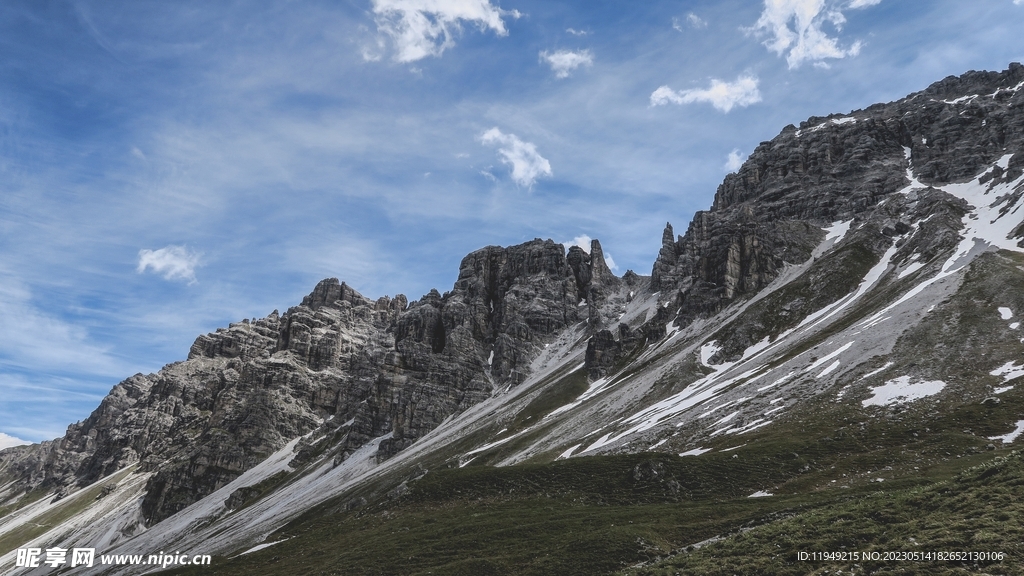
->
left=0, top=432, right=31, bottom=450
left=650, top=75, right=762, bottom=112
left=675, top=12, right=708, bottom=31
left=724, top=149, right=746, bottom=172
left=748, top=0, right=875, bottom=69
left=0, top=273, right=125, bottom=378
left=566, top=28, right=589, bottom=36
left=370, top=0, right=520, bottom=62
left=540, top=49, right=594, bottom=79
left=137, top=245, right=201, bottom=283
left=479, top=128, right=552, bottom=188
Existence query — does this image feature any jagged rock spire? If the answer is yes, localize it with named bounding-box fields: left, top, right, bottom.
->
left=650, top=222, right=679, bottom=291
left=589, top=239, right=614, bottom=282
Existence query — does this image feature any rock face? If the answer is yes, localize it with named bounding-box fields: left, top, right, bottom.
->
left=2, top=63, right=1023, bottom=539
left=650, top=63, right=1024, bottom=329
left=0, top=240, right=624, bottom=525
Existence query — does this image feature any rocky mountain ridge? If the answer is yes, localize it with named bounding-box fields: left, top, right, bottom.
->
left=2, top=63, right=1024, bottom=575
left=0, top=237, right=625, bottom=525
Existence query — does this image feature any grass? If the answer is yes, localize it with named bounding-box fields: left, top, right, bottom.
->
left=628, top=452, right=1024, bottom=575
left=161, top=388, right=1017, bottom=576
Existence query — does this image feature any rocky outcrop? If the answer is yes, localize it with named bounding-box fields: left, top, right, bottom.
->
left=651, top=62, right=1024, bottom=329
left=4, top=63, right=1023, bottom=539
left=1, top=239, right=622, bottom=525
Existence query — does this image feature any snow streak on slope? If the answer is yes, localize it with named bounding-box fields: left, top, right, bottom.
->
left=81, top=434, right=391, bottom=575
left=559, top=152, right=1024, bottom=457
left=0, top=467, right=151, bottom=576
left=859, top=154, right=1024, bottom=329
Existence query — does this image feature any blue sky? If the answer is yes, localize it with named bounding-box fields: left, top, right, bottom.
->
left=1, top=0, right=1023, bottom=445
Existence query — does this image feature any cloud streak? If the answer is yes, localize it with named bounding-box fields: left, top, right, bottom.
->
left=370, top=0, right=519, bottom=62
left=137, top=245, right=201, bottom=283
left=540, top=49, right=594, bottom=78
left=479, top=128, right=552, bottom=188
left=0, top=273, right=125, bottom=378
left=650, top=75, right=762, bottom=112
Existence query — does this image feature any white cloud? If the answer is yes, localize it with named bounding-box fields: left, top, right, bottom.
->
left=479, top=128, right=552, bottom=188
left=137, top=245, right=201, bottom=283
left=724, top=149, right=746, bottom=172
left=749, top=0, right=870, bottom=69
left=566, top=27, right=588, bottom=36
left=562, top=234, right=618, bottom=270
left=540, top=49, right=594, bottom=79
left=0, top=432, right=30, bottom=450
left=650, top=75, right=762, bottom=113
left=371, top=0, right=520, bottom=63
left=563, top=234, right=593, bottom=254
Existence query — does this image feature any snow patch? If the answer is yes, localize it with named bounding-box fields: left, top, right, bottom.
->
left=898, top=146, right=927, bottom=193
left=860, top=361, right=894, bottom=380
left=795, top=117, right=856, bottom=137
left=801, top=238, right=903, bottom=332
left=898, top=261, right=924, bottom=279
left=463, top=428, right=531, bottom=459
left=858, top=153, right=1024, bottom=327
left=713, top=410, right=741, bottom=426
left=679, top=447, right=712, bottom=457
left=989, top=420, right=1024, bottom=443
left=817, top=360, right=842, bottom=378
left=942, top=94, right=978, bottom=105
left=806, top=341, right=855, bottom=373
left=558, top=443, right=582, bottom=459
left=823, top=219, right=853, bottom=243
left=748, top=490, right=773, bottom=498
left=545, top=374, right=611, bottom=419
left=994, top=385, right=1014, bottom=395
left=862, top=376, right=946, bottom=406
left=990, top=361, right=1024, bottom=383
left=757, top=371, right=795, bottom=392
left=999, top=307, right=1014, bottom=320
left=699, top=341, right=722, bottom=366
left=240, top=539, right=289, bottom=556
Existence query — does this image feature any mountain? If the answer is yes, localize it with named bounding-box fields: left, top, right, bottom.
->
left=2, top=63, right=1024, bottom=575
